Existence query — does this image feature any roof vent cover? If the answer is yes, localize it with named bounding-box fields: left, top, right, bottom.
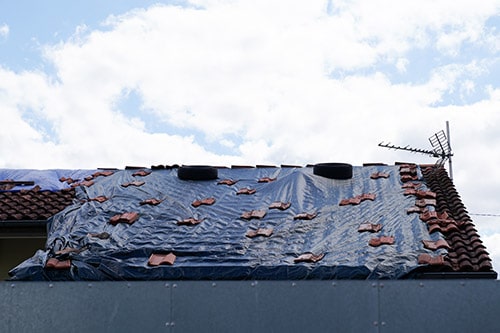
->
left=177, top=165, right=218, bottom=180
left=313, top=163, right=353, bottom=179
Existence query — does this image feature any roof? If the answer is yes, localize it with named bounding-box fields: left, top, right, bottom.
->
left=4, top=163, right=497, bottom=280
left=0, top=169, right=97, bottom=237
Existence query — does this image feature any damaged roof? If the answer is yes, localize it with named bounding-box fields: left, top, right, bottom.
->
left=4, top=163, right=497, bottom=280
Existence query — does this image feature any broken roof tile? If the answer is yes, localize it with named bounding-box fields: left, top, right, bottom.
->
left=71, top=180, right=94, bottom=188
left=400, top=174, right=419, bottom=182
left=369, top=236, right=394, bottom=247
left=148, top=253, right=176, bottom=266
left=241, top=209, right=267, bottom=220
left=418, top=253, right=445, bottom=266
left=89, top=196, right=108, bottom=203
left=140, top=198, right=163, bottom=206
left=401, top=182, right=422, bottom=189
left=237, top=188, right=256, bottom=195
left=92, top=170, right=114, bottom=178
left=407, top=206, right=425, bottom=214
left=419, top=210, right=438, bottom=222
left=339, top=197, right=361, bottom=206
left=246, top=228, right=273, bottom=238
left=269, top=201, right=291, bottom=210
left=361, top=193, right=376, bottom=201
left=415, top=199, right=436, bottom=208
left=121, top=181, right=145, bottom=188
left=258, top=177, right=277, bottom=183
left=339, top=193, right=376, bottom=206
left=370, top=172, right=390, bottom=179
left=132, top=170, right=152, bottom=177
left=293, top=212, right=317, bottom=220
left=399, top=164, right=417, bottom=171
left=422, top=239, right=451, bottom=251
left=109, top=212, right=139, bottom=225
left=88, top=232, right=110, bottom=240
left=191, top=197, right=216, bottom=207
left=45, top=258, right=71, bottom=270
left=404, top=189, right=437, bottom=199
left=177, top=218, right=204, bottom=226
left=358, top=223, right=382, bottom=233
left=294, top=253, right=325, bottom=263
left=217, top=179, right=238, bottom=186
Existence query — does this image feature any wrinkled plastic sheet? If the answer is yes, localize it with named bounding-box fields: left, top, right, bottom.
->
left=9, top=166, right=446, bottom=280
left=0, top=169, right=98, bottom=191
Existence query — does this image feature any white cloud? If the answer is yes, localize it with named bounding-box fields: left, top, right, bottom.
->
left=0, top=23, right=8, bottom=38
left=0, top=1, right=497, bottom=167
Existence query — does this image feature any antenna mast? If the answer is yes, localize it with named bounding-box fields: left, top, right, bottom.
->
left=378, top=121, right=454, bottom=179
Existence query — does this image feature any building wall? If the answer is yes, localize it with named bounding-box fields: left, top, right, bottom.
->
left=1, top=280, right=499, bottom=332
left=0, top=238, right=45, bottom=280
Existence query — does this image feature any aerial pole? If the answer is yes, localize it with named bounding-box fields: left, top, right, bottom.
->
left=446, top=121, right=453, bottom=180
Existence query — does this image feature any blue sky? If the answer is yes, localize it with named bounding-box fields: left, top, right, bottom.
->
left=0, top=0, right=499, bottom=272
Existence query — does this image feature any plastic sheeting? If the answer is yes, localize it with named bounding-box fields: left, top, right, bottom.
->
left=0, top=169, right=98, bottom=191
left=9, top=166, right=446, bottom=280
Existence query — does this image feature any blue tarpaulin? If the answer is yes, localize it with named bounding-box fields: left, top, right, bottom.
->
left=8, top=165, right=446, bottom=280
left=0, top=169, right=98, bottom=191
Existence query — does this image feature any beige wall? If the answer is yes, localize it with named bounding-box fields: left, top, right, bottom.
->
left=0, top=238, right=45, bottom=280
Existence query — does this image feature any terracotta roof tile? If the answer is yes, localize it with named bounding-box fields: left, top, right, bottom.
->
left=293, top=212, right=317, bottom=220
left=177, top=218, right=204, bottom=226
left=88, top=232, right=110, bottom=239
left=132, top=170, right=151, bottom=177
left=418, top=253, right=445, bottom=266
left=140, top=198, right=163, bottom=206
left=191, top=197, right=216, bottom=207
left=368, top=236, right=394, bottom=247
left=370, top=172, right=390, bottom=179
left=45, top=258, right=71, bottom=269
left=241, top=209, right=267, bottom=220
left=421, top=166, right=495, bottom=273
left=148, top=253, right=176, bottom=266
left=269, top=201, right=291, bottom=210
left=422, top=239, right=451, bottom=251
left=237, top=188, right=256, bottom=195
left=109, top=212, right=139, bottom=225
left=89, top=196, right=108, bottom=203
left=217, top=179, right=238, bottom=186
left=0, top=189, right=75, bottom=221
left=121, top=181, right=145, bottom=188
left=258, top=177, right=276, bottom=183
left=294, top=253, right=325, bottom=263
left=92, top=170, right=115, bottom=178
left=246, top=228, right=273, bottom=238
left=358, top=223, right=382, bottom=233
left=339, top=193, right=376, bottom=206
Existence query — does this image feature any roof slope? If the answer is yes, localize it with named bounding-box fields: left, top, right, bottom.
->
left=6, top=164, right=496, bottom=280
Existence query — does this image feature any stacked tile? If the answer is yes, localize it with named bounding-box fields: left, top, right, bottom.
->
left=0, top=189, right=75, bottom=221
left=421, top=165, right=493, bottom=272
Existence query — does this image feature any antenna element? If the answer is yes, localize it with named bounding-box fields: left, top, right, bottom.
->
left=378, top=121, right=454, bottom=178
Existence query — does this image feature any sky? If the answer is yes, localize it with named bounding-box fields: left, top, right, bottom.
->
left=0, top=0, right=499, bottom=274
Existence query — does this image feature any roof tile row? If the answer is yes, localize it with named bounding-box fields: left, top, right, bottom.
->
left=421, top=166, right=493, bottom=272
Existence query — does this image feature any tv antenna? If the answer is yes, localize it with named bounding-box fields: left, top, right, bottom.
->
left=378, top=121, right=454, bottom=179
